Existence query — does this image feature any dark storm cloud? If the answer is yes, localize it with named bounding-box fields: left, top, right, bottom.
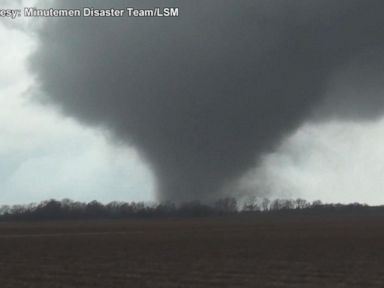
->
left=31, top=0, right=384, bottom=202
left=313, top=49, right=384, bottom=121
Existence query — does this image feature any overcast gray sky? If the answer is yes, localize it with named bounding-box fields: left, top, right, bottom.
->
left=2, top=0, right=384, bottom=205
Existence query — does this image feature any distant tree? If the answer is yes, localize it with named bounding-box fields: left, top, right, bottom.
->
left=106, top=201, right=125, bottom=218
left=131, top=202, right=146, bottom=216
left=261, top=198, right=270, bottom=211
left=35, top=199, right=62, bottom=219
left=242, top=196, right=260, bottom=212
left=0, top=196, right=378, bottom=221
left=270, top=199, right=281, bottom=211
left=282, top=199, right=295, bottom=210
left=311, top=200, right=323, bottom=208
left=86, top=200, right=105, bottom=218
left=155, top=201, right=177, bottom=216
left=214, top=197, right=238, bottom=214
left=0, top=205, right=10, bottom=215
left=269, top=199, right=295, bottom=211
left=10, top=204, right=28, bottom=218
left=295, top=198, right=308, bottom=209
left=178, top=201, right=213, bottom=217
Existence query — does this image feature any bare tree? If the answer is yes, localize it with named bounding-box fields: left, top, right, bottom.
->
left=295, top=198, right=308, bottom=209
left=242, top=196, right=260, bottom=212
left=261, top=198, right=270, bottom=211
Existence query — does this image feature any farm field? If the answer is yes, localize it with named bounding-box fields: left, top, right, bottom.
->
left=0, top=214, right=383, bottom=287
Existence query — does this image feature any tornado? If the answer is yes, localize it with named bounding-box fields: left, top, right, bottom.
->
left=31, top=0, right=384, bottom=202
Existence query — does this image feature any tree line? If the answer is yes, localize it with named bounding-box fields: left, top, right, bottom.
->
left=0, top=197, right=380, bottom=221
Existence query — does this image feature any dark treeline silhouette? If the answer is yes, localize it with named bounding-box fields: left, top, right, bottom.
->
left=0, top=197, right=382, bottom=221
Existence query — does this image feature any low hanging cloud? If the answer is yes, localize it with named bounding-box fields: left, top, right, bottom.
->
left=31, top=0, right=384, bottom=202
